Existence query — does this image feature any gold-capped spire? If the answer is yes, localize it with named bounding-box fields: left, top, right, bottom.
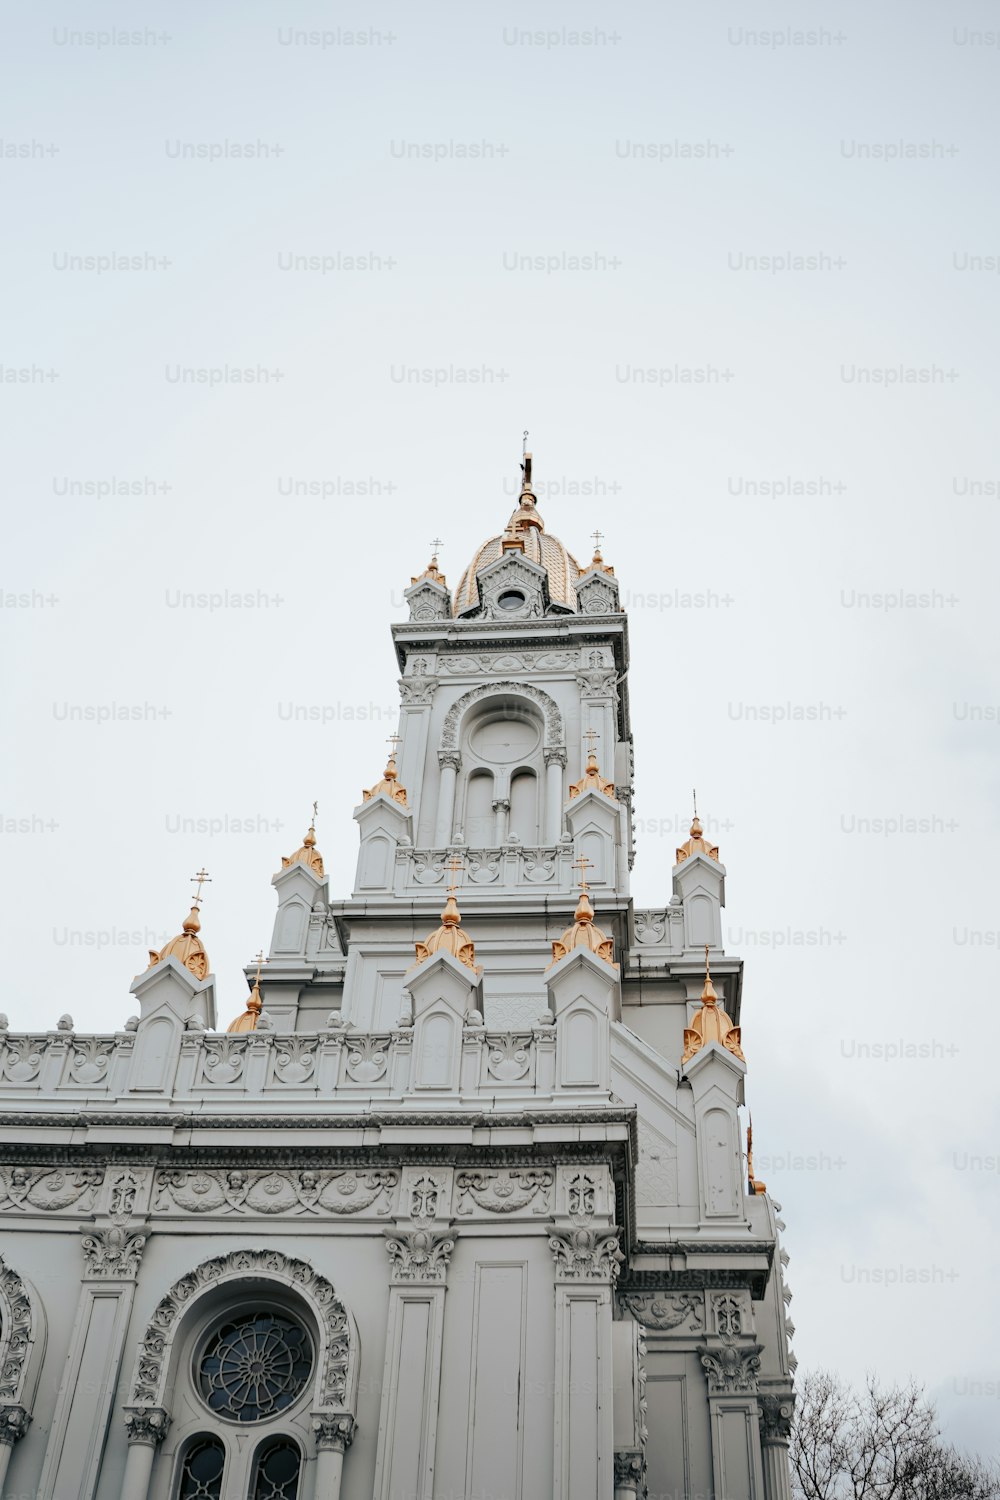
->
left=411, top=538, right=447, bottom=588
left=363, top=735, right=408, bottom=806
left=412, top=855, right=481, bottom=973
left=581, top=528, right=615, bottom=577
left=547, top=856, right=618, bottom=969
left=676, top=791, right=720, bottom=864
left=228, top=950, right=267, bottom=1034
left=681, top=945, right=744, bottom=1066
left=569, top=729, right=617, bottom=801
left=507, top=440, right=544, bottom=534
left=147, top=868, right=211, bottom=980
left=747, top=1115, right=767, bottom=1196
left=281, top=802, right=325, bottom=877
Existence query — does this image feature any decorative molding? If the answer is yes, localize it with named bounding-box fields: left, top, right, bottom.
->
left=548, top=1227, right=624, bottom=1282
left=271, top=1036, right=318, bottom=1086
left=130, top=1250, right=356, bottom=1410
left=759, top=1392, right=795, bottom=1444
left=312, top=1412, right=357, bottom=1452
left=153, top=1168, right=398, bottom=1217
left=440, top=680, right=563, bottom=751
left=485, top=1033, right=531, bottom=1083
left=439, top=649, right=577, bottom=676
left=618, top=1292, right=704, bottom=1332
left=0, top=1165, right=103, bottom=1214
left=455, top=1169, right=553, bottom=1217
left=0, top=1038, right=47, bottom=1084
left=123, top=1406, right=170, bottom=1448
left=633, top=909, right=667, bottom=946
left=80, top=1225, right=148, bottom=1280
left=345, top=1035, right=389, bottom=1084
left=201, top=1036, right=246, bottom=1085
left=0, top=1404, right=30, bottom=1447
left=68, top=1037, right=116, bottom=1085
left=0, top=1255, right=33, bottom=1403
left=385, top=1229, right=455, bottom=1283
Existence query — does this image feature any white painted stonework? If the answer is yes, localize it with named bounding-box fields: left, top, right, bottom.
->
left=0, top=489, right=796, bottom=1500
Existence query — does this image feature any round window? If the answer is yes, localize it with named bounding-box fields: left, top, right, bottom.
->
left=197, top=1311, right=313, bottom=1423
left=496, top=590, right=526, bottom=611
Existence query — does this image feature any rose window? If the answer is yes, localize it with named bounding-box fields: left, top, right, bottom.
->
left=197, top=1312, right=312, bottom=1422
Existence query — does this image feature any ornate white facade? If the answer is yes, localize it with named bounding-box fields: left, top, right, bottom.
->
left=0, top=459, right=796, bottom=1500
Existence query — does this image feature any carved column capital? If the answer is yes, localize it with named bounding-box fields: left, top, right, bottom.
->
left=124, top=1406, right=171, bottom=1448
left=491, top=798, right=511, bottom=813
left=0, top=1405, right=30, bottom=1447
left=438, top=749, right=462, bottom=772
left=614, top=1448, right=645, bottom=1491
left=697, top=1339, right=763, bottom=1394
left=385, top=1228, right=455, bottom=1283
left=759, top=1391, right=795, bottom=1444
left=548, top=1226, right=624, bottom=1282
left=312, top=1412, right=357, bottom=1452
left=80, top=1224, right=149, bottom=1280
left=543, top=746, right=568, bottom=769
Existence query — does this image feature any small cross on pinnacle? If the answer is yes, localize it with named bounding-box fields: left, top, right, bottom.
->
left=444, top=853, right=465, bottom=893
left=311, top=800, right=319, bottom=827
left=591, top=529, right=604, bottom=555
left=429, top=537, right=443, bottom=558
left=386, top=733, right=402, bottom=758
left=583, top=728, right=600, bottom=752
left=190, top=868, right=212, bottom=908
left=572, top=854, right=595, bottom=891
left=251, top=949, right=268, bottom=984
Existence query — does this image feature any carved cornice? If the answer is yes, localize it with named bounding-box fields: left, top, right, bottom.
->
left=312, top=1413, right=357, bottom=1452
left=549, top=1227, right=624, bottom=1282
left=385, top=1229, right=455, bottom=1283
left=123, top=1406, right=170, bottom=1448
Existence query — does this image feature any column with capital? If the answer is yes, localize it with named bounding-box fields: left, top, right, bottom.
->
left=544, top=746, right=567, bottom=844
left=119, top=1408, right=171, bottom=1500
left=759, top=1393, right=795, bottom=1500
left=492, top=796, right=511, bottom=844
left=549, top=1225, right=623, bottom=1499
left=435, top=750, right=461, bottom=845
left=312, top=1413, right=357, bottom=1499
left=0, top=1405, right=30, bottom=1491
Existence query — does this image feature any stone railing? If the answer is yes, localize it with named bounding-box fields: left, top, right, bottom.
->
left=395, top=843, right=580, bottom=892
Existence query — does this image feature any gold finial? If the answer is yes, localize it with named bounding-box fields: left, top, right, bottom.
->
left=747, top=1115, right=767, bottom=1196
left=548, top=856, right=617, bottom=969
left=507, top=441, right=543, bottom=532
left=147, top=871, right=211, bottom=980
left=412, top=854, right=481, bottom=972
left=363, top=735, right=408, bottom=806
left=412, top=538, right=447, bottom=587
left=227, top=950, right=268, bottom=1033
left=569, top=731, right=617, bottom=801
left=281, top=805, right=325, bottom=877
left=580, top=527, right=614, bottom=577
left=681, top=945, right=744, bottom=1066
left=676, top=796, right=720, bottom=864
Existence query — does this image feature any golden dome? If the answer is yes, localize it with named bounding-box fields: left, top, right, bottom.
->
left=547, top=889, right=617, bottom=970
left=569, top=749, right=617, bottom=801
left=363, top=751, right=408, bottom=807
left=281, top=811, right=324, bottom=878
left=227, top=976, right=263, bottom=1033
left=452, top=453, right=582, bottom=616
left=413, top=891, right=482, bottom=974
left=148, top=906, right=209, bottom=981
left=676, top=816, right=719, bottom=865
left=682, top=947, right=744, bottom=1066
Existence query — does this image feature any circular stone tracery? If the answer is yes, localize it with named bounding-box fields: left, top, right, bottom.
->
left=197, top=1312, right=313, bottom=1423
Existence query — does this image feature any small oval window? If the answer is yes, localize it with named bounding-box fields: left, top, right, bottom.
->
left=497, top=590, right=526, bottom=611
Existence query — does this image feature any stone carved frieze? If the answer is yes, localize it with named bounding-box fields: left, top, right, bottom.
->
left=81, top=1226, right=147, bottom=1280
left=455, top=1169, right=553, bottom=1217
left=0, top=1166, right=103, bottom=1214
left=0, top=1255, right=33, bottom=1402
left=618, top=1292, right=704, bottom=1332
left=385, top=1229, right=454, bottom=1283
left=549, top=1227, right=625, bottom=1282
left=439, top=650, right=576, bottom=677
left=153, top=1168, right=397, bottom=1217
left=0, top=1037, right=47, bottom=1084
left=131, top=1251, right=354, bottom=1408
left=68, top=1037, right=116, bottom=1085
left=485, top=1033, right=531, bottom=1083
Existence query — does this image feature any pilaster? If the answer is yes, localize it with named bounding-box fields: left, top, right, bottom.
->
left=550, top=1225, right=623, bottom=1500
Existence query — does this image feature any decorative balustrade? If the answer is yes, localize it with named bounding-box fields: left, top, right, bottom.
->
left=397, top=843, right=578, bottom=892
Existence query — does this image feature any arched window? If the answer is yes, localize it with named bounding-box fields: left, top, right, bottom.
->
left=176, top=1435, right=226, bottom=1500
left=509, top=768, right=539, bottom=843
left=463, top=769, right=495, bottom=844
left=250, top=1438, right=302, bottom=1500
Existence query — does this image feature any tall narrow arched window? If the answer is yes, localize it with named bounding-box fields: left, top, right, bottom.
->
left=464, top=769, right=495, bottom=844
left=176, top=1435, right=226, bottom=1499
left=251, top=1438, right=302, bottom=1499
left=509, top=768, right=539, bottom=843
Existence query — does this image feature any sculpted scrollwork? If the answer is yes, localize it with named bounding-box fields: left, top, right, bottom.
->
left=699, top=1340, right=762, bottom=1393
left=759, top=1392, right=795, bottom=1444
left=633, top=910, right=667, bottom=946
left=0, top=1166, right=103, bottom=1214
left=201, top=1036, right=247, bottom=1085
left=440, top=681, right=563, bottom=751
left=0, top=1037, right=46, bottom=1084
left=485, top=1033, right=531, bottom=1082
left=0, top=1254, right=34, bottom=1403
left=131, top=1250, right=356, bottom=1409
left=618, top=1292, right=704, bottom=1332
left=345, top=1035, right=389, bottom=1084
left=312, top=1413, right=357, bottom=1452
left=272, top=1037, right=317, bottom=1085
left=455, top=1169, right=553, bottom=1217
left=81, top=1226, right=147, bottom=1280
left=153, top=1168, right=398, bottom=1217
left=124, top=1406, right=170, bottom=1448
left=68, top=1037, right=116, bottom=1085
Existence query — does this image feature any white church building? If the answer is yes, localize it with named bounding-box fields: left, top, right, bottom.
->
left=0, top=453, right=796, bottom=1500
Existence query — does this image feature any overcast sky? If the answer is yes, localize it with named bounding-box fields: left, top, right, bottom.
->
left=3, top=0, right=999, bottom=1463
